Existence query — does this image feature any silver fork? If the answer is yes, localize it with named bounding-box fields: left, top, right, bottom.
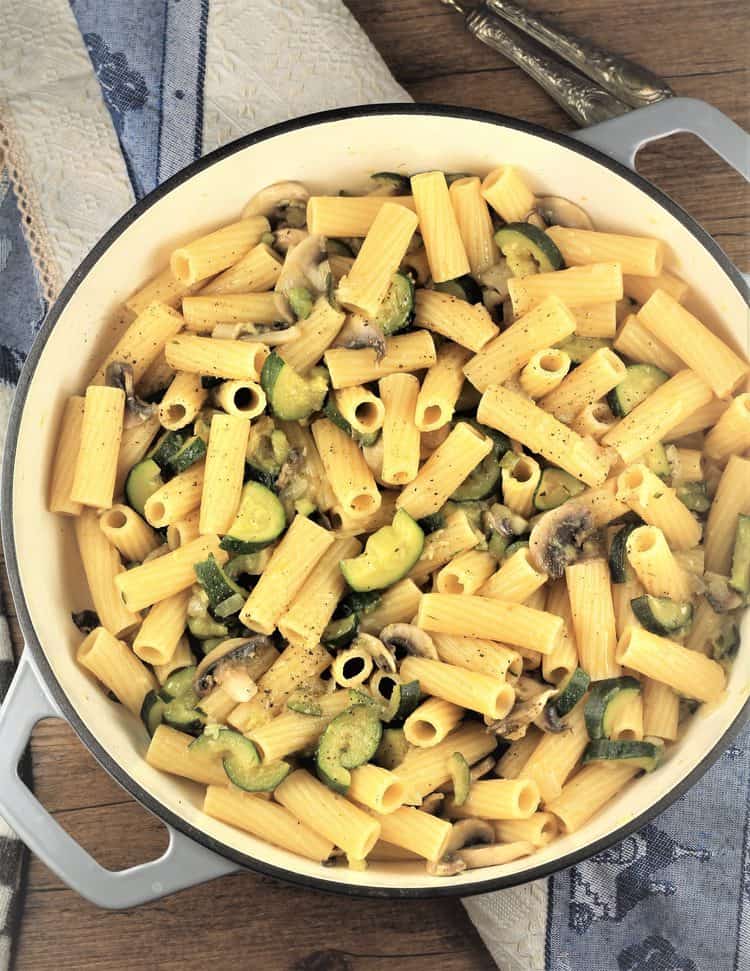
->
left=440, top=0, right=674, bottom=126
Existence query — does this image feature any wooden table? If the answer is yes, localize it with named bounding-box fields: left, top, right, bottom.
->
left=9, top=2, right=748, bottom=968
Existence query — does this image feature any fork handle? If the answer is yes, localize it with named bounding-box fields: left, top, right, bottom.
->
left=485, top=0, right=674, bottom=108
left=466, top=8, right=630, bottom=126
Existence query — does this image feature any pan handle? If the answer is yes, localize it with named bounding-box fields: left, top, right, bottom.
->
left=0, top=653, right=240, bottom=908
left=573, top=97, right=750, bottom=179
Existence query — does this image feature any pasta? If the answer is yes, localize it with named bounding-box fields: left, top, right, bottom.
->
left=59, top=166, right=749, bottom=880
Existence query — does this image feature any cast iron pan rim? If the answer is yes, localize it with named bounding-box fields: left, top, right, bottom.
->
left=3, top=102, right=749, bottom=899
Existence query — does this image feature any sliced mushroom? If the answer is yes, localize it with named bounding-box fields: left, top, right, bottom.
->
left=211, top=320, right=300, bottom=345
left=105, top=361, right=155, bottom=424
left=194, top=636, right=271, bottom=702
left=354, top=632, right=397, bottom=673
left=704, top=571, right=743, bottom=613
left=446, top=819, right=495, bottom=855
left=71, top=609, right=100, bottom=634
left=483, top=503, right=528, bottom=540
left=531, top=196, right=594, bottom=230
left=380, top=624, right=439, bottom=660
left=333, top=314, right=387, bottom=359
left=460, top=841, right=535, bottom=870
left=486, top=687, right=558, bottom=741
left=242, top=180, right=310, bottom=224
left=426, top=855, right=467, bottom=877
left=478, top=260, right=513, bottom=299
left=528, top=501, right=594, bottom=580
left=273, top=228, right=309, bottom=253
left=274, top=234, right=329, bottom=320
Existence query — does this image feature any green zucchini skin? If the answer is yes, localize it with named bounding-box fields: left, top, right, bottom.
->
left=533, top=468, right=585, bottom=511
left=190, top=728, right=289, bottom=791
left=584, top=676, right=641, bottom=740
left=582, top=738, right=662, bottom=772
left=141, top=690, right=167, bottom=737
left=374, top=272, right=415, bottom=336
left=418, top=512, right=446, bottom=534
left=220, top=481, right=286, bottom=554
left=374, top=727, right=410, bottom=770
left=149, top=430, right=185, bottom=470
left=643, top=442, right=670, bottom=480
left=340, top=510, right=424, bottom=593
left=316, top=704, right=383, bottom=793
left=167, top=435, right=207, bottom=474
left=382, top=679, right=421, bottom=723
left=193, top=554, right=247, bottom=608
left=448, top=752, right=471, bottom=806
left=550, top=667, right=590, bottom=718
left=323, top=394, right=380, bottom=447
left=609, top=522, right=640, bottom=583
left=261, top=351, right=328, bottom=421
left=630, top=595, right=693, bottom=636
left=676, top=481, right=711, bottom=514
left=494, top=223, right=565, bottom=275
left=434, top=275, right=483, bottom=304
left=556, top=336, right=610, bottom=364
left=125, top=459, right=164, bottom=517
left=712, top=620, right=740, bottom=660
left=730, top=514, right=750, bottom=595
left=607, top=364, right=668, bottom=417
left=159, top=666, right=198, bottom=701
left=321, top=614, right=359, bottom=650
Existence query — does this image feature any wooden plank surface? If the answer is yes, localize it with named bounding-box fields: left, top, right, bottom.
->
left=7, top=2, right=749, bottom=968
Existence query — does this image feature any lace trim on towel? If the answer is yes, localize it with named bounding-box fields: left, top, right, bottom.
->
left=0, top=103, right=62, bottom=304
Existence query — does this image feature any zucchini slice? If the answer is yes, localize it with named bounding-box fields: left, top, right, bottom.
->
left=418, top=512, right=445, bottom=534
left=607, top=364, right=669, bottom=417
left=162, top=672, right=205, bottom=734
left=730, top=514, right=750, bottom=595
left=220, top=481, right=286, bottom=554
left=287, top=692, right=324, bottom=716
left=323, top=394, right=379, bottom=447
left=261, top=351, right=329, bottom=421
left=374, top=727, right=410, bottom=770
left=549, top=667, right=590, bottom=719
left=140, top=690, right=167, bottom=737
left=382, top=679, right=421, bottom=723
left=631, top=595, right=693, bottom=636
left=373, top=272, right=415, bottom=336
left=504, top=539, right=529, bottom=560
left=148, top=430, right=185, bottom=470
left=343, top=590, right=383, bottom=617
left=676, top=481, right=711, bottom=514
left=643, top=442, right=670, bottom=481
left=533, top=468, right=585, bottom=511
left=434, top=275, right=483, bottom=304
left=585, top=677, right=641, bottom=740
left=712, top=620, right=740, bottom=660
left=451, top=451, right=501, bottom=501
left=188, top=614, right=229, bottom=640
left=609, top=522, right=640, bottom=584
left=288, top=286, right=314, bottom=321
left=449, top=752, right=471, bottom=807
left=340, top=510, right=424, bottom=592
left=125, top=459, right=164, bottom=517
left=167, top=434, right=207, bottom=475
left=556, top=336, right=610, bottom=364
left=194, top=554, right=247, bottom=608
left=494, top=223, right=565, bottom=276
left=213, top=592, right=245, bottom=619
left=159, top=666, right=198, bottom=701
left=190, top=728, right=289, bottom=791
left=316, top=704, right=383, bottom=793
left=321, top=614, right=359, bottom=650
left=582, top=738, right=662, bottom=772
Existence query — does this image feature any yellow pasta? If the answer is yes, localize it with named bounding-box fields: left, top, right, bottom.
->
left=575, top=478, right=630, bottom=527
left=394, top=723, right=497, bottom=803
left=539, top=347, right=627, bottom=423
left=204, top=786, right=334, bottom=861
left=570, top=303, right=617, bottom=338
left=571, top=401, right=617, bottom=441
left=49, top=396, right=85, bottom=516
left=77, top=627, right=156, bottom=715
left=495, top=728, right=541, bottom=780
left=546, top=227, right=664, bottom=277
left=463, top=295, right=576, bottom=392
left=613, top=314, right=684, bottom=375
left=638, top=289, right=749, bottom=398
left=199, top=414, right=250, bottom=535
left=432, top=633, right=521, bottom=681
left=71, top=386, right=125, bottom=509
left=408, top=509, right=479, bottom=584
left=165, top=335, right=269, bottom=380
left=449, top=176, right=498, bottom=276
left=359, top=578, right=423, bottom=634
left=312, top=418, right=382, bottom=520
left=501, top=454, right=542, bottom=519
left=521, top=701, right=589, bottom=804
left=275, top=769, right=381, bottom=859
left=158, top=371, right=208, bottom=430
left=616, top=626, right=725, bottom=702
left=75, top=509, right=141, bottom=636
left=114, top=413, right=160, bottom=498
left=403, top=697, right=464, bottom=747
left=400, top=656, right=515, bottom=720
left=542, top=579, right=579, bottom=685
left=480, top=547, right=548, bottom=604
left=200, top=243, right=282, bottom=295
left=348, top=765, right=406, bottom=815
left=397, top=422, right=492, bottom=519
left=508, top=263, right=623, bottom=317
left=704, top=393, right=750, bottom=462
left=132, top=590, right=190, bottom=666
left=166, top=508, right=201, bottom=550
left=99, top=504, right=159, bottom=562
left=413, top=289, right=497, bottom=353
left=626, top=526, right=693, bottom=601
left=279, top=296, right=346, bottom=372
left=447, top=778, right=540, bottom=820
left=520, top=348, right=571, bottom=399
left=197, top=642, right=279, bottom=723
left=331, top=645, right=373, bottom=687
left=91, top=302, right=184, bottom=385
left=335, top=385, right=385, bottom=436
left=495, top=813, right=559, bottom=848
left=642, top=678, right=679, bottom=741
left=337, top=202, right=419, bottom=317
left=411, top=171, right=470, bottom=283
left=546, top=763, right=639, bottom=833
left=324, top=331, right=436, bottom=389
left=248, top=691, right=352, bottom=762
left=154, top=636, right=194, bottom=685
left=668, top=447, right=703, bottom=485
left=125, top=269, right=202, bottom=316
left=566, top=559, right=620, bottom=680
left=280, top=420, right=338, bottom=512
left=170, top=216, right=270, bottom=285
left=415, top=342, right=472, bottom=431
left=239, top=515, right=335, bottom=634
left=612, top=574, right=644, bottom=639
left=181, top=292, right=279, bottom=332
left=146, top=725, right=228, bottom=786
left=616, top=465, right=702, bottom=551
left=602, top=370, right=713, bottom=465
left=477, top=384, right=610, bottom=486
left=481, top=165, right=535, bottom=223
left=705, top=455, right=750, bottom=573
left=213, top=379, right=266, bottom=419
left=115, top=534, right=226, bottom=612
left=377, top=373, right=420, bottom=486
left=623, top=270, right=689, bottom=306
left=278, top=537, right=362, bottom=649
left=435, top=550, right=497, bottom=596
left=417, top=593, right=563, bottom=654
left=371, top=806, right=452, bottom=862
left=306, top=195, right=416, bottom=237
left=144, top=463, right=205, bottom=529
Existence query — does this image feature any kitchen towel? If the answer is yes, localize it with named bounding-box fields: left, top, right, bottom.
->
left=0, top=3, right=748, bottom=970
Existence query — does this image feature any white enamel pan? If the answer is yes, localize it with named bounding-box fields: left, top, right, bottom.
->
left=0, top=99, right=748, bottom=907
